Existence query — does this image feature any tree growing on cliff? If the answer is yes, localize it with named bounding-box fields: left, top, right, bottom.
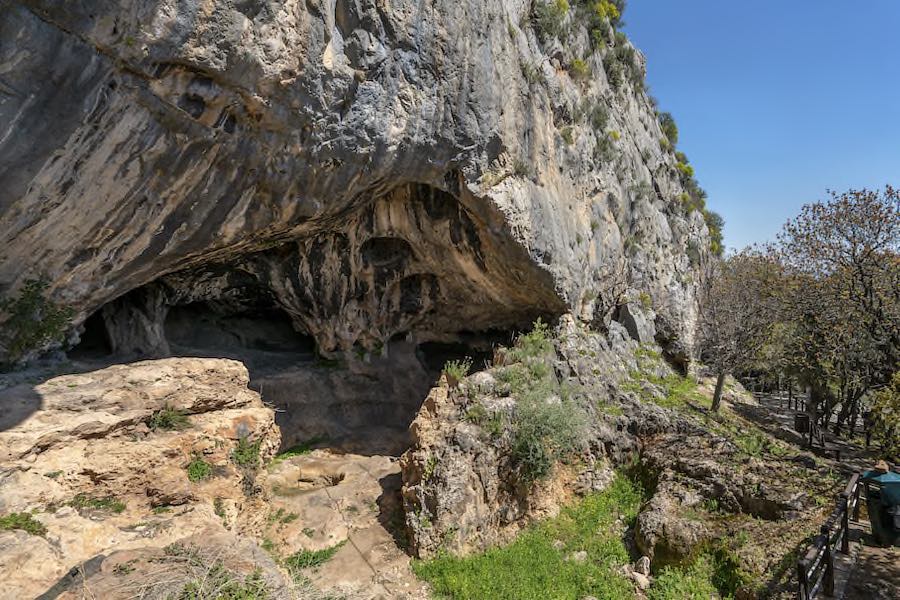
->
left=697, top=250, right=782, bottom=411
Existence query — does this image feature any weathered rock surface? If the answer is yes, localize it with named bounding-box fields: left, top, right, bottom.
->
left=1, top=0, right=709, bottom=365
left=400, top=316, right=841, bottom=589
left=0, top=358, right=282, bottom=598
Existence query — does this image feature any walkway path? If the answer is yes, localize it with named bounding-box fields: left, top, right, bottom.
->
left=743, top=393, right=898, bottom=600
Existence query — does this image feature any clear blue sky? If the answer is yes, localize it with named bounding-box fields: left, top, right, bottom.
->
left=624, top=2, right=900, bottom=251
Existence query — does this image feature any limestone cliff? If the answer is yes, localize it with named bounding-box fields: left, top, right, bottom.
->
left=0, top=0, right=710, bottom=363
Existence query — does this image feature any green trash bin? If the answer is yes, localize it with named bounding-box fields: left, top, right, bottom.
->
left=862, top=470, right=900, bottom=547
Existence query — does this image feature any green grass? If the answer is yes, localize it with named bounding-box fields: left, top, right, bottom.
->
left=148, top=405, right=190, bottom=431
left=284, top=541, right=347, bottom=572
left=232, top=436, right=262, bottom=468
left=649, top=546, right=752, bottom=600
left=413, top=474, right=643, bottom=599
left=649, top=556, right=718, bottom=600
left=178, top=564, right=270, bottom=599
left=187, top=456, right=213, bottom=482
left=69, top=494, right=126, bottom=513
left=0, top=512, right=47, bottom=536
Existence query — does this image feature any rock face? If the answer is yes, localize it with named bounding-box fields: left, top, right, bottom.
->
left=0, top=358, right=282, bottom=598
left=1, top=0, right=709, bottom=363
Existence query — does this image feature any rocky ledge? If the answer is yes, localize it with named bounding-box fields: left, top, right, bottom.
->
left=0, top=358, right=283, bottom=598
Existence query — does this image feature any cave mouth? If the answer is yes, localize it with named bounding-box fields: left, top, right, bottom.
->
left=164, top=300, right=317, bottom=376
left=68, top=288, right=519, bottom=457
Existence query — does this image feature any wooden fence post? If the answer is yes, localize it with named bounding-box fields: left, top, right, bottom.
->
left=796, top=558, right=808, bottom=600
left=822, top=524, right=835, bottom=596
left=839, top=494, right=850, bottom=554
left=852, top=480, right=860, bottom=521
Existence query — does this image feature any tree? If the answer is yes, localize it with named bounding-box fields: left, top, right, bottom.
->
left=868, top=372, right=899, bottom=459
left=776, top=187, right=900, bottom=433
left=697, top=250, right=782, bottom=411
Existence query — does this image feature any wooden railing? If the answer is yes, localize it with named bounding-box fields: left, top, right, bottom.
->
left=796, top=473, right=861, bottom=599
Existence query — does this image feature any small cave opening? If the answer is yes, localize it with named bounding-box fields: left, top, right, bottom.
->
left=69, top=309, right=113, bottom=360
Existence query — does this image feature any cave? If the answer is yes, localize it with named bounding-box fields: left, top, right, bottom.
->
left=64, top=181, right=566, bottom=456
left=69, top=309, right=113, bottom=359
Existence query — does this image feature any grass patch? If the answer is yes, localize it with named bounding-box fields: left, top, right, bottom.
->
left=148, top=404, right=190, bottom=431
left=649, top=545, right=752, bottom=600
left=187, top=456, right=213, bottom=482
left=413, top=474, right=643, bottom=599
left=69, top=494, right=126, bottom=514
left=0, top=512, right=47, bottom=536
left=269, top=437, right=326, bottom=467
left=284, top=541, right=347, bottom=572
left=232, top=436, right=262, bottom=469
left=178, top=564, right=270, bottom=599
left=649, top=555, right=718, bottom=600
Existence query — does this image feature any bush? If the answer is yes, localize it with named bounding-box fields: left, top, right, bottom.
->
left=442, top=357, right=473, bottom=385
left=0, top=512, right=47, bottom=536
left=187, top=456, right=213, bottom=482
left=284, top=541, right=346, bottom=572
left=658, top=112, right=678, bottom=146
left=0, top=278, right=73, bottom=365
left=149, top=405, right=190, bottom=431
left=569, top=58, right=590, bottom=80
left=232, top=436, right=262, bottom=468
left=500, top=319, right=588, bottom=482
left=590, top=102, right=609, bottom=131
left=533, top=0, right=569, bottom=41
left=560, top=126, right=575, bottom=145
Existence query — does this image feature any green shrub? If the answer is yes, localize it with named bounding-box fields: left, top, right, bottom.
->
left=232, top=437, right=262, bottom=469
left=69, top=494, right=126, bottom=514
left=284, top=541, right=346, bottom=572
left=639, top=291, right=652, bottom=310
left=569, top=58, right=590, bottom=80
left=499, top=320, right=588, bottom=482
left=560, top=126, right=575, bottom=145
left=703, top=210, right=725, bottom=256
left=533, top=0, right=570, bottom=41
left=149, top=405, right=190, bottom=431
left=675, top=161, right=694, bottom=179
left=187, top=456, right=213, bottom=482
left=0, top=278, right=74, bottom=365
left=590, top=103, right=609, bottom=131
left=442, top=357, right=473, bottom=384
left=0, top=512, right=47, bottom=536
left=658, top=112, right=678, bottom=146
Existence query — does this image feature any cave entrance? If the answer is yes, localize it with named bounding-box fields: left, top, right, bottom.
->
left=163, top=301, right=317, bottom=375
left=68, top=309, right=113, bottom=360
